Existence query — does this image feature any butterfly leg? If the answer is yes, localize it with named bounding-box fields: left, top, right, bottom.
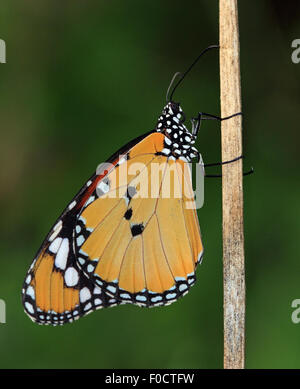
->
left=205, top=167, right=254, bottom=178
left=205, top=155, right=253, bottom=177
left=204, top=154, right=254, bottom=177
left=204, top=155, right=243, bottom=168
left=199, top=111, right=242, bottom=122
left=191, top=111, right=242, bottom=137
left=190, top=111, right=252, bottom=177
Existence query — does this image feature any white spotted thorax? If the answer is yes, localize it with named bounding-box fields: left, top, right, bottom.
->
left=156, top=101, right=199, bottom=163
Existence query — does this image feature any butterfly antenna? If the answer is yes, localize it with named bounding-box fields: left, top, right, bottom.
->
left=166, top=72, right=182, bottom=103
left=169, top=45, right=219, bottom=102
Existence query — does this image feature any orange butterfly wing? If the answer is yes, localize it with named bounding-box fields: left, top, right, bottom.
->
left=22, top=133, right=153, bottom=325
left=75, top=131, right=204, bottom=307
left=23, top=101, right=205, bottom=325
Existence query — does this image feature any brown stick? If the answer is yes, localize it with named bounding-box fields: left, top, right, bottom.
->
left=219, top=0, right=245, bottom=369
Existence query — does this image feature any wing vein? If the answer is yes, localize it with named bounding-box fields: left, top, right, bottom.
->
left=175, top=162, right=195, bottom=271
left=141, top=236, right=148, bottom=294
left=117, top=237, right=133, bottom=288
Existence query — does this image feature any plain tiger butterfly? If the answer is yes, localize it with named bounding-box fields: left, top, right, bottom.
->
left=22, top=45, right=242, bottom=325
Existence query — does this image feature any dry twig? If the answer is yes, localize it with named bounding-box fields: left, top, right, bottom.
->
left=219, top=0, right=245, bottom=369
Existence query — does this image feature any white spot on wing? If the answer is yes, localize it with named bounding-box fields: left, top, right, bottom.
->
left=118, top=156, right=126, bottom=165
left=198, top=251, right=204, bottom=264
left=80, top=287, right=91, bottom=303
left=78, top=257, right=85, bottom=265
left=84, top=303, right=92, bottom=311
left=68, top=200, right=76, bottom=210
left=49, top=237, right=62, bottom=254
left=97, top=181, right=110, bottom=194
left=26, top=286, right=35, bottom=300
left=79, top=216, right=86, bottom=224
left=64, top=267, right=79, bottom=287
left=87, top=264, right=94, bottom=273
left=120, top=293, right=131, bottom=299
left=136, top=295, right=147, bottom=302
left=166, top=292, right=177, bottom=299
left=55, top=238, right=69, bottom=270
left=49, top=220, right=63, bottom=242
left=25, top=274, right=31, bottom=285
left=179, top=284, right=188, bottom=292
left=25, top=302, right=34, bottom=314
left=93, top=286, right=102, bottom=294
left=107, top=285, right=116, bottom=294
left=85, top=196, right=95, bottom=207
left=53, top=220, right=62, bottom=231
left=76, top=235, right=85, bottom=247
left=151, top=296, right=162, bottom=303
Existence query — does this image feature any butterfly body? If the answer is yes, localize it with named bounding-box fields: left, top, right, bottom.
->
left=22, top=101, right=204, bottom=325
left=156, top=102, right=199, bottom=163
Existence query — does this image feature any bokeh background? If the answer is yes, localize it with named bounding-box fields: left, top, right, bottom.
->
left=0, top=0, right=300, bottom=369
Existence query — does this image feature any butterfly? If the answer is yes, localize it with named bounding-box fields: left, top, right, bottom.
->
left=22, top=46, right=243, bottom=326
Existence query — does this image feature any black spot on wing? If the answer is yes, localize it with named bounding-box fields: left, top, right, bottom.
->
left=130, top=223, right=144, bottom=237
left=124, top=208, right=133, bottom=220
left=126, top=186, right=137, bottom=204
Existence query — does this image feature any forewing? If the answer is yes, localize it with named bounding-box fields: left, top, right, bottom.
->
left=22, top=133, right=153, bottom=325
left=74, top=132, right=204, bottom=307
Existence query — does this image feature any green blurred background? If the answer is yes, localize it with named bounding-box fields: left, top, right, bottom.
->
left=0, top=0, right=300, bottom=369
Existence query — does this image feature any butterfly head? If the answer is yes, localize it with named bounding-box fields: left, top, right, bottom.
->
left=163, top=101, right=183, bottom=117
left=156, top=101, right=187, bottom=133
